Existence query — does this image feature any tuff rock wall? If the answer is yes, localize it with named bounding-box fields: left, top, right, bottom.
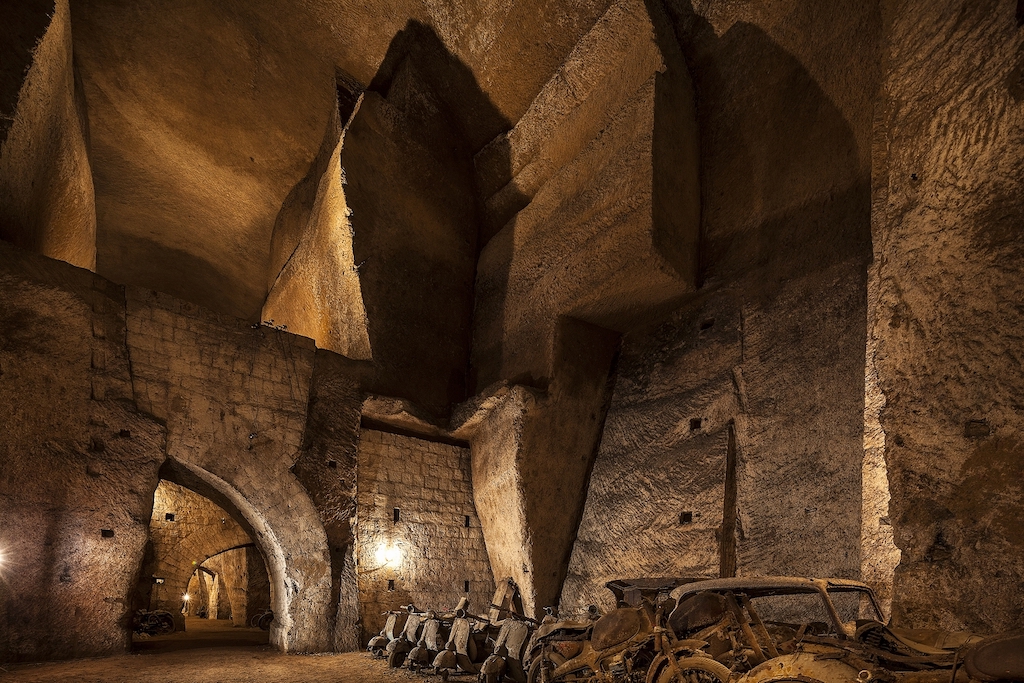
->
left=870, top=0, right=1024, bottom=632
left=562, top=0, right=880, bottom=612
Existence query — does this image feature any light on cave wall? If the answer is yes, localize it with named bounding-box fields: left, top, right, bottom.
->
left=374, top=543, right=403, bottom=569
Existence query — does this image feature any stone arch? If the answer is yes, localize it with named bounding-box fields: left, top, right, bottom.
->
left=160, top=458, right=332, bottom=652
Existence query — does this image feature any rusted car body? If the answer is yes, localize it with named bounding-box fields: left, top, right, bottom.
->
left=526, top=576, right=1024, bottom=683
left=526, top=578, right=721, bottom=683
left=667, top=576, right=1024, bottom=683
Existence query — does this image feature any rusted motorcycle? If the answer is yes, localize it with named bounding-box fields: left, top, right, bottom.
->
left=526, top=596, right=725, bottom=682
left=133, top=609, right=175, bottom=636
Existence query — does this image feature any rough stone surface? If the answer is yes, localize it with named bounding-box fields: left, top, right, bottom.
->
left=201, top=546, right=271, bottom=627
left=5, top=0, right=1024, bottom=668
left=0, top=0, right=96, bottom=269
left=261, top=98, right=372, bottom=360
left=0, top=243, right=164, bottom=662
left=562, top=0, right=880, bottom=613
left=291, top=350, right=366, bottom=652
left=470, top=319, right=619, bottom=617
left=355, top=429, right=493, bottom=643
left=472, top=0, right=698, bottom=388
left=870, top=0, right=1024, bottom=633
left=123, top=287, right=333, bottom=652
left=0, top=243, right=357, bottom=660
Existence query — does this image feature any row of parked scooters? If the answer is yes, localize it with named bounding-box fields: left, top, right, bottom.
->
left=367, top=577, right=535, bottom=682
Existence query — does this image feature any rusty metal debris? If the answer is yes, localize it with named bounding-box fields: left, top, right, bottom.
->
left=521, top=576, right=1024, bottom=683
left=132, top=609, right=175, bottom=636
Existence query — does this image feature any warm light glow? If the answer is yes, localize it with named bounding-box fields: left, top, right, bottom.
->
left=183, top=593, right=190, bottom=601
left=374, top=543, right=403, bottom=568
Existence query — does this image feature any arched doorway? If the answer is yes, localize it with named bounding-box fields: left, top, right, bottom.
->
left=134, top=458, right=332, bottom=652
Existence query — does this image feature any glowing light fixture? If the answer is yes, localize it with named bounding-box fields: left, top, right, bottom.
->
left=374, top=543, right=403, bottom=568
left=183, top=593, right=190, bottom=601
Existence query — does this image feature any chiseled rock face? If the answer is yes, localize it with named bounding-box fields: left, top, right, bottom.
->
left=562, top=0, right=881, bottom=612
left=472, top=0, right=699, bottom=388
left=0, top=243, right=165, bottom=662
left=0, top=0, right=96, bottom=270
left=470, top=319, right=619, bottom=618
left=871, top=0, right=1024, bottom=633
left=63, top=0, right=619, bottom=323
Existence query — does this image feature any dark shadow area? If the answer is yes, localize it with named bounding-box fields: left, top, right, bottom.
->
left=345, top=20, right=513, bottom=416
left=97, top=231, right=265, bottom=321
left=0, top=0, right=54, bottom=147
left=660, top=0, right=876, bottom=293
left=132, top=617, right=269, bottom=654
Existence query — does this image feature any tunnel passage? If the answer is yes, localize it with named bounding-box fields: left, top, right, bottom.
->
left=154, top=458, right=330, bottom=652
left=133, top=480, right=271, bottom=638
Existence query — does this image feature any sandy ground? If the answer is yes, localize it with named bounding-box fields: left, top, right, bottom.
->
left=0, top=619, right=449, bottom=683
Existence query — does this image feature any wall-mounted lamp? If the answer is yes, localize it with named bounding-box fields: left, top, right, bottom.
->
left=374, top=543, right=403, bottom=569
left=182, top=593, right=191, bottom=602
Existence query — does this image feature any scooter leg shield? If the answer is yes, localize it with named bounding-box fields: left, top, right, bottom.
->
left=480, top=655, right=506, bottom=675
left=434, top=649, right=458, bottom=670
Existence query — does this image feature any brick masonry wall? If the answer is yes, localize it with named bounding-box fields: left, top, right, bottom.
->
left=355, top=430, right=493, bottom=643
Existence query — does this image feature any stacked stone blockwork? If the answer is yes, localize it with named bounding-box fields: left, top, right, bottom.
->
left=355, top=430, right=493, bottom=642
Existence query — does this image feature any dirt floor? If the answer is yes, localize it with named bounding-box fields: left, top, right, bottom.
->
left=0, top=618, right=438, bottom=682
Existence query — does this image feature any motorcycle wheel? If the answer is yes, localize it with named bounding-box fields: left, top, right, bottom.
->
left=653, top=656, right=731, bottom=683
left=156, top=614, right=175, bottom=635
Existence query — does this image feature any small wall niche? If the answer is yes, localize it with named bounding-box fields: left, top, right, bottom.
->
left=388, top=579, right=395, bottom=591
left=464, top=515, right=471, bottom=528
left=393, top=508, right=401, bottom=523
left=101, top=529, right=114, bottom=538
left=690, top=418, right=702, bottom=432
left=164, top=512, right=176, bottom=522
left=464, top=580, right=470, bottom=593
left=327, top=460, right=338, bottom=469
left=700, top=318, right=715, bottom=331
left=679, top=511, right=693, bottom=524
